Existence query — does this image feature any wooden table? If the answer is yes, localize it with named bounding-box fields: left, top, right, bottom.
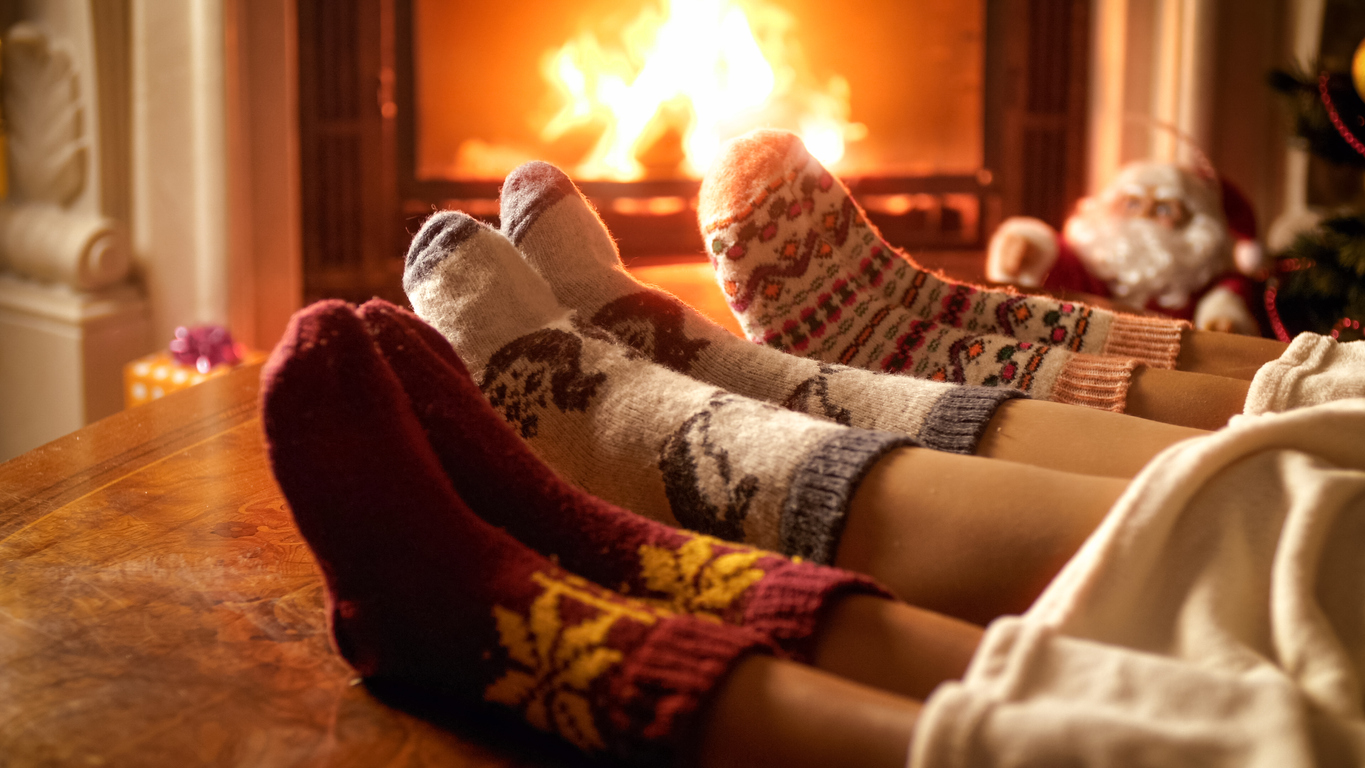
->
left=0, top=254, right=992, bottom=766
left=0, top=363, right=590, bottom=767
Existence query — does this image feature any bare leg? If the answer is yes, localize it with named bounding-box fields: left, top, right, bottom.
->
left=993, top=335, right=1269, bottom=435
left=698, top=655, right=922, bottom=768
left=975, top=398, right=1206, bottom=478
left=1176, top=328, right=1286, bottom=380
left=1125, top=367, right=1251, bottom=430
left=700, top=597, right=984, bottom=767
left=811, top=594, right=983, bottom=700
left=837, top=447, right=1126, bottom=625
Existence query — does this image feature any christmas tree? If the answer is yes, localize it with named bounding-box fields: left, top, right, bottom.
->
left=1267, top=66, right=1365, bottom=341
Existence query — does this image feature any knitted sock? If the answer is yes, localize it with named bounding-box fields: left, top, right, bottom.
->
left=499, top=160, right=1023, bottom=454
left=403, top=211, right=916, bottom=563
left=1244, top=333, right=1365, bottom=415
left=260, top=300, right=773, bottom=763
left=698, top=130, right=1187, bottom=411
left=357, top=298, right=891, bottom=662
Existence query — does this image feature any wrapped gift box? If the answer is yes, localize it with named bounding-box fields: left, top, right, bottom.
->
left=124, top=350, right=268, bottom=408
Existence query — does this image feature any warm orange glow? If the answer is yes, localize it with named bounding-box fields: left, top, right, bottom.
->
left=610, top=196, right=691, bottom=215
left=417, top=0, right=983, bottom=181
left=539, top=0, right=861, bottom=180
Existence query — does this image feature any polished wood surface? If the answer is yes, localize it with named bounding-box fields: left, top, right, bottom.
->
left=0, top=363, right=587, bottom=767
left=0, top=252, right=990, bottom=766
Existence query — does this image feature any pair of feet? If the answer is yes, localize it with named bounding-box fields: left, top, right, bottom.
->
left=260, top=299, right=893, bottom=761
left=396, top=134, right=1200, bottom=565
left=413, top=131, right=1186, bottom=421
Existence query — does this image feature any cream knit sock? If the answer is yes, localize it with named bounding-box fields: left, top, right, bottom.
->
left=698, top=130, right=1187, bottom=412
left=403, top=211, right=916, bottom=563
left=1244, top=332, right=1365, bottom=414
left=499, top=160, right=1023, bottom=454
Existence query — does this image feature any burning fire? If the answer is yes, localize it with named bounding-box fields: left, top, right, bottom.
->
left=539, top=0, right=862, bottom=180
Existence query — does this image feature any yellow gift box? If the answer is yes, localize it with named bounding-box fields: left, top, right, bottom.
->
left=124, top=350, right=267, bottom=408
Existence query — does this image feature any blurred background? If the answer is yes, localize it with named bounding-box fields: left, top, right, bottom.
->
left=2, top=0, right=1359, bottom=461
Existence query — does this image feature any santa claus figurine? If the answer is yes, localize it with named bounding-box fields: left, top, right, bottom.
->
left=986, top=161, right=1267, bottom=335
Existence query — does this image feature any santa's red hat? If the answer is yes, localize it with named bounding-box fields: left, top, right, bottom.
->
left=1217, top=176, right=1266, bottom=276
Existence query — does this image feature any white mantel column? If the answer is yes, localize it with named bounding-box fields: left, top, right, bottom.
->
left=0, top=0, right=152, bottom=461
left=130, top=0, right=228, bottom=344
left=1088, top=0, right=1220, bottom=191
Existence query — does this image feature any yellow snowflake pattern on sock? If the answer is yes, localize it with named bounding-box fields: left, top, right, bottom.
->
left=637, top=535, right=767, bottom=619
left=484, top=571, right=665, bottom=752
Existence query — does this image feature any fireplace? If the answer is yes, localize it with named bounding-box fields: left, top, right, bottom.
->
left=297, top=0, right=1090, bottom=307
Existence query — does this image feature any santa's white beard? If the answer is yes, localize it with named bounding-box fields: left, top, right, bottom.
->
left=1063, top=207, right=1230, bottom=310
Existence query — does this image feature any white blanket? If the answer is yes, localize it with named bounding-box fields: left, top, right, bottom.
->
left=910, top=400, right=1365, bottom=767
left=1246, top=333, right=1365, bottom=415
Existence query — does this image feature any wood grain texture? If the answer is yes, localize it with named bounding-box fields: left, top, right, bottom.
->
left=0, top=364, right=588, bottom=767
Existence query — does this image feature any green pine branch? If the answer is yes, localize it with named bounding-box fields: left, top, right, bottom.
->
left=1268, top=66, right=1365, bottom=167
left=1276, top=214, right=1365, bottom=338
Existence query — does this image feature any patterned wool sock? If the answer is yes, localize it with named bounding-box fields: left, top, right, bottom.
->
left=357, top=298, right=891, bottom=662
left=498, top=160, right=1023, bottom=454
left=261, top=300, right=774, bottom=763
left=698, top=130, right=1189, bottom=411
left=403, top=211, right=916, bottom=563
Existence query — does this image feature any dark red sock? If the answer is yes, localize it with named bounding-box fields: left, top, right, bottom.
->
left=355, top=298, right=891, bottom=662
left=261, top=300, right=772, bottom=762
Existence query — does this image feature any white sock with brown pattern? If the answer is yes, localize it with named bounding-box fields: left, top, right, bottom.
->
left=403, top=210, right=917, bottom=563
left=498, top=160, right=1025, bottom=454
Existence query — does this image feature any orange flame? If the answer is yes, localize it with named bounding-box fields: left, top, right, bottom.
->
left=541, top=0, right=861, bottom=180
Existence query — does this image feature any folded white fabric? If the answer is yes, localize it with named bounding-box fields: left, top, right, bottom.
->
left=909, top=400, right=1365, bottom=768
left=1245, top=332, right=1365, bottom=415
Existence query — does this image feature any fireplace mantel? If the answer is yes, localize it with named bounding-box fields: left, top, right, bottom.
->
left=0, top=0, right=149, bottom=460
left=0, top=0, right=301, bottom=461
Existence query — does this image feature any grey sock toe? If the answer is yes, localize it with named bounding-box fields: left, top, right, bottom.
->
left=501, top=161, right=580, bottom=246
left=403, top=211, right=485, bottom=292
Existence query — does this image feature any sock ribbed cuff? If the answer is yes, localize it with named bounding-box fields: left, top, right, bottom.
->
left=739, top=564, right=890, bottom=663
left=918, top=387, right=1028, bottom=455
left=782, top=430, right=918, bottom=563
left=609, top=616, right=772, bottom=763
left=1101, top=314, right=1188, bottom=369
left=1051, top=354, right=1138, bottom=412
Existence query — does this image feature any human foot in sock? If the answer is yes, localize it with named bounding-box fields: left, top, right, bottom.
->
left=491, top=161, right=1210, bottom=477
left=358, top=298, right=893, bottom=661
left=697, top=130, right=1188, bottom=411
left=402, top=211, right=916, bottom=562
left=371, top=304, right=1129, bottom=632
left=498, top=160, right=1023, bottom=455
left=261, top=301, right=774, bottom=762
left=699, top=129, right=1188, bottom=364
